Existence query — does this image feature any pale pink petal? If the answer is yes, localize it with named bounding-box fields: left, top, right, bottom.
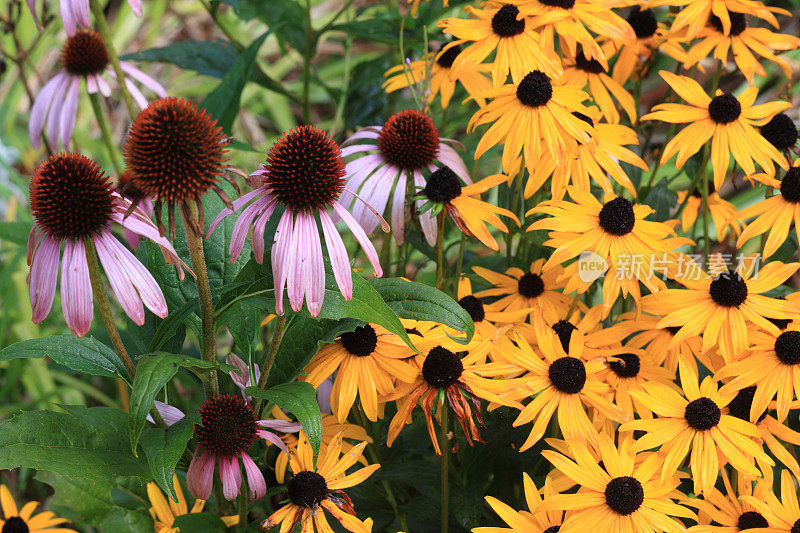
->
left=437, top=143, right=471, bottom=184
left=272, top=210, right=294, bottom=315
left=29, top=233, right=60, bottom=324
left=60, top=0, right=76, bottom=35
left=257, top=420, right=303, bottom=432
left=187, top=449, right=215, bottom=500
left=354, top=164, right=398, bottom=234
left=241, top=453, right=267, bottom=500
left=414, top=170, right=437, bottom=246
left=27, top=225, right=40, bottom=266
left=71, top=0, right=90, bottom=28
left=391, top=171, right=407, bottom=244
left=317, top=377, right=334, bottom=415
left=152, top=400, right=185, bottom=426
left=59, top=77, right=80, bottom=152
left=342, top=129, right=381, bottom=144
left=45, top=76, right=69, bottom=148
left=226, top=353, right=251, bottom=393
left=220, top=456, right=241, bottom=501
left=229, top=198, right=268, bottom=262
left=339, top=154, right=386, bottom=210
left=333, top=202, right=382, bottom=278
left=125, top=78, right=148, bottom=110
left=29, top=73, right=67, bottom=148
left=119, top=61, right=166, bottom=96
left=27, top=0, right=41, bottom=28
left=251, top=198, right=278, bottom=264
left=85, top=74, right=99, bottom=94
left=61, top=239, right=93, bottom=337
left=304, top=212, right=325, bottom=317
left=340, top=144, right=377, bottom=158
left=319, top=209, right=352, bottom=301
left=112, top=208, right=189, bottom=279
left=257, top=430, right=291, bottom=454
left=95, top=230, right=144, bottom=324
left=287, top=212, right=310, bottom=313
left=126, top=0, right=142, bottom=15
left=208, top=188, right=264, bottom=237
left=96, top=74, right=111, bottom=97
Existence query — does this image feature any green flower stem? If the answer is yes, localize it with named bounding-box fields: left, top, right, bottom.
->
left=88, top=0, right=138, bottom=120
left=183, top=209, right=219, bottom=398
left=84, top=237, right=136, bottom=378
left=88, top=92, right=123, bottom=175
left=439, top=401, right=449, bottom=533
left=302, top=0, right=314, bottom=124
left=254, top=315, right=286, bottom=417
left=436, top=211, right=446, bottom=290
left=237, top=474, right=248, bottom=529
left=452, top=234, right=466, bottom=298
left=506, top=162, right=525, bottom=267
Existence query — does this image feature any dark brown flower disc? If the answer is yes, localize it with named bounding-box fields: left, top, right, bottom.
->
left=61, top=29, right=109, bottom=76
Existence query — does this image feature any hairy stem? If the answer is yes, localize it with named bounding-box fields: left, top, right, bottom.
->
left=439, top=402, right=449, bottom=533
left=88, top=92, right=123, bottom=175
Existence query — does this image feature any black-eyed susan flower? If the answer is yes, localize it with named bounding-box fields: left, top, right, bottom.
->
left=642, top=260, right=800, bottom=363
left=718, top=323, right=800, bottom=422
left=339, top=109, right=469, bottom=244
left=0, top=485, right=71, bottom=533
left=504, top=328, right=627, bottom=451
left=648, top=0, right=788, bottom=39
left=416, top=168, right=517, bottom=250
left=472, top=259, right=572, bottom=323
left=302, top=323, right=419, bottom=423
left=261, top=432, right=378, bottom=533
left=561, top=50, right=636, bottom=124
left=677, top=181, right=742, bottom=243
left=541, top=434, right=696, bottom=532
left=524, top=111, right=646, bottom=199
left=528, top=187, right=680, bottom=310
left=683, top=470, right=771, bottom=531
left=386, top=346, right=522, bottom=455
left=607, top=7, right=675, bottom=84
left=438, top=4, right=562, bottom=87
left=641, top=70, right=791, bottom=190
left=682, top=13, right=800, bottom=86
left=469, top=70, right=592, bottom=171
left=737, top=161, right=800, bottom=258
left=740, top=469, right=800, bottom=532
left=382, top=45, right=492, bottom=109
left=760, top=112, right=798, bottom=157
left=516, top=0, right=636, bottom=69
left=148, top=474, right=238, bottom=532
left=472, top=475, right=564, bottom=533
left=620, top=369, right=772, bottom=495
left=601, top=348, right=679, bottom=420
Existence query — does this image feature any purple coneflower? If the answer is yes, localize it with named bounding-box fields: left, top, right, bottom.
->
left=210, top=125, right=383, bottom=317
left=340, top=109, right=470, bottom=245
left=186, top=394, right=301, bottom=501
left=27, top=0, right=142, bottom=34
left=117, top=171, right=154, bottom=250
left=29, top=29, right=165, bottom=150
left=27, top=153, right=186, bottom=337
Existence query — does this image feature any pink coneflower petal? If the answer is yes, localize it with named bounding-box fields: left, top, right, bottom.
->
left=229, top=197, right=271, bottom=262
left=29, top=72, right=67, bottom=148
left=251, top=198, right=278, bottom=263
left=333, top=202, right=382, bottom=277
left=96, top=74, right=111, bottom=97
left=112, top=207, right=189, bottom=280
left=71, top=0, right=90, bottom=28
left=413, top=170, right=437, bottom=246
left=338, top=154, right=386, bottom=211
left=438, top=143, right=472, bottom=184
left=272, top=209, right=294, bottom=315
left=319, top=209, right=352, bottom=300
left=27, top=0, right=41, bottom=28
left=208, top=188, right=263, bottom=236
left=257, top=419, right=303, bottom=432
left=391, top=171, right=407, bottom=244
left=317, top=376, right=334, bottom=414
left=127, top=0, right=143, bottom=16
left=86, top=74, right=99, bottom=95
left=46, top=76, right=69, bottom=148
left=125, top=79, right=148, bottom=110
left=29, top=233, right=60, bottom=324
left=304, top=211, right=325, bottom=316
left=226, top=353, right=252, bottom=392
left=59, top=77, right=80, bottom=151
left=340, top=143, right=377, bottom=158
left=60, top=0, right=77, bottom=35
left=241, top=453, right=267, bottom=500
left=220, top=456, right=241, bottom=501
left=257, top=429, right=292, bottom=454
left=152, top=400, right=185, bottom=426
left=94, top=231, right=145, bottom=325
left=342, top=128, right=381, bottom=144
left=119, top=62, right=166, bottom=97
left=60, top=238, right=93, bottom=337
left=287, top=213, right=310, bottom=313
left=187, top=449, right=215, bottom=500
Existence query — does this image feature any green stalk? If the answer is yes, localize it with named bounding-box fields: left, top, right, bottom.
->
left=302, top=0, right=314, bottom=124
left=88, top=0, right=138, bottom=119
left=88, top=92, right=123, bottom=175
left=439, top=400, right=449, bottom=533
left=237, top=474, right=248, bottom=529
left=436, top=211, right=446, bottom=290
left=84, top=237, right=135, bottom=378
left=506, top=161, right=525, bottom=266
left=254, top=316, right=286, bottom=417
left=452, top=234, right=466, bottom=298
left=183, top=209, right=219, bottom=398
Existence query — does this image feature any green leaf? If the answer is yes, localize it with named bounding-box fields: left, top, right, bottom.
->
left=245, top=382, right=323, bottom=462
left=644, top=178, right=678, bottom=223
left=0, top=406, right=149, bottom=482
left=218, top=257, right=415, bottom=350
left=173, top=512, right=231, bottom=530
left=368, top=278, right=474, bottom=343
left=120, top=40, right=240, bottom=79
left=0, top=221, right=31, bottom=245
left=148, top=298, right=199, bottom=353
left=140, top=411, right=198, bottom=501
left=35, top=472, right=153, bottom=533
left=201, top=32, right=269, bottom=134
left=222, top=0, right=306, bottom=52
left=266, top=317, right=363, bottom=388
left=129, top=353, right=230, bottom=456
left=0, top=334, right=130, bottom=380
